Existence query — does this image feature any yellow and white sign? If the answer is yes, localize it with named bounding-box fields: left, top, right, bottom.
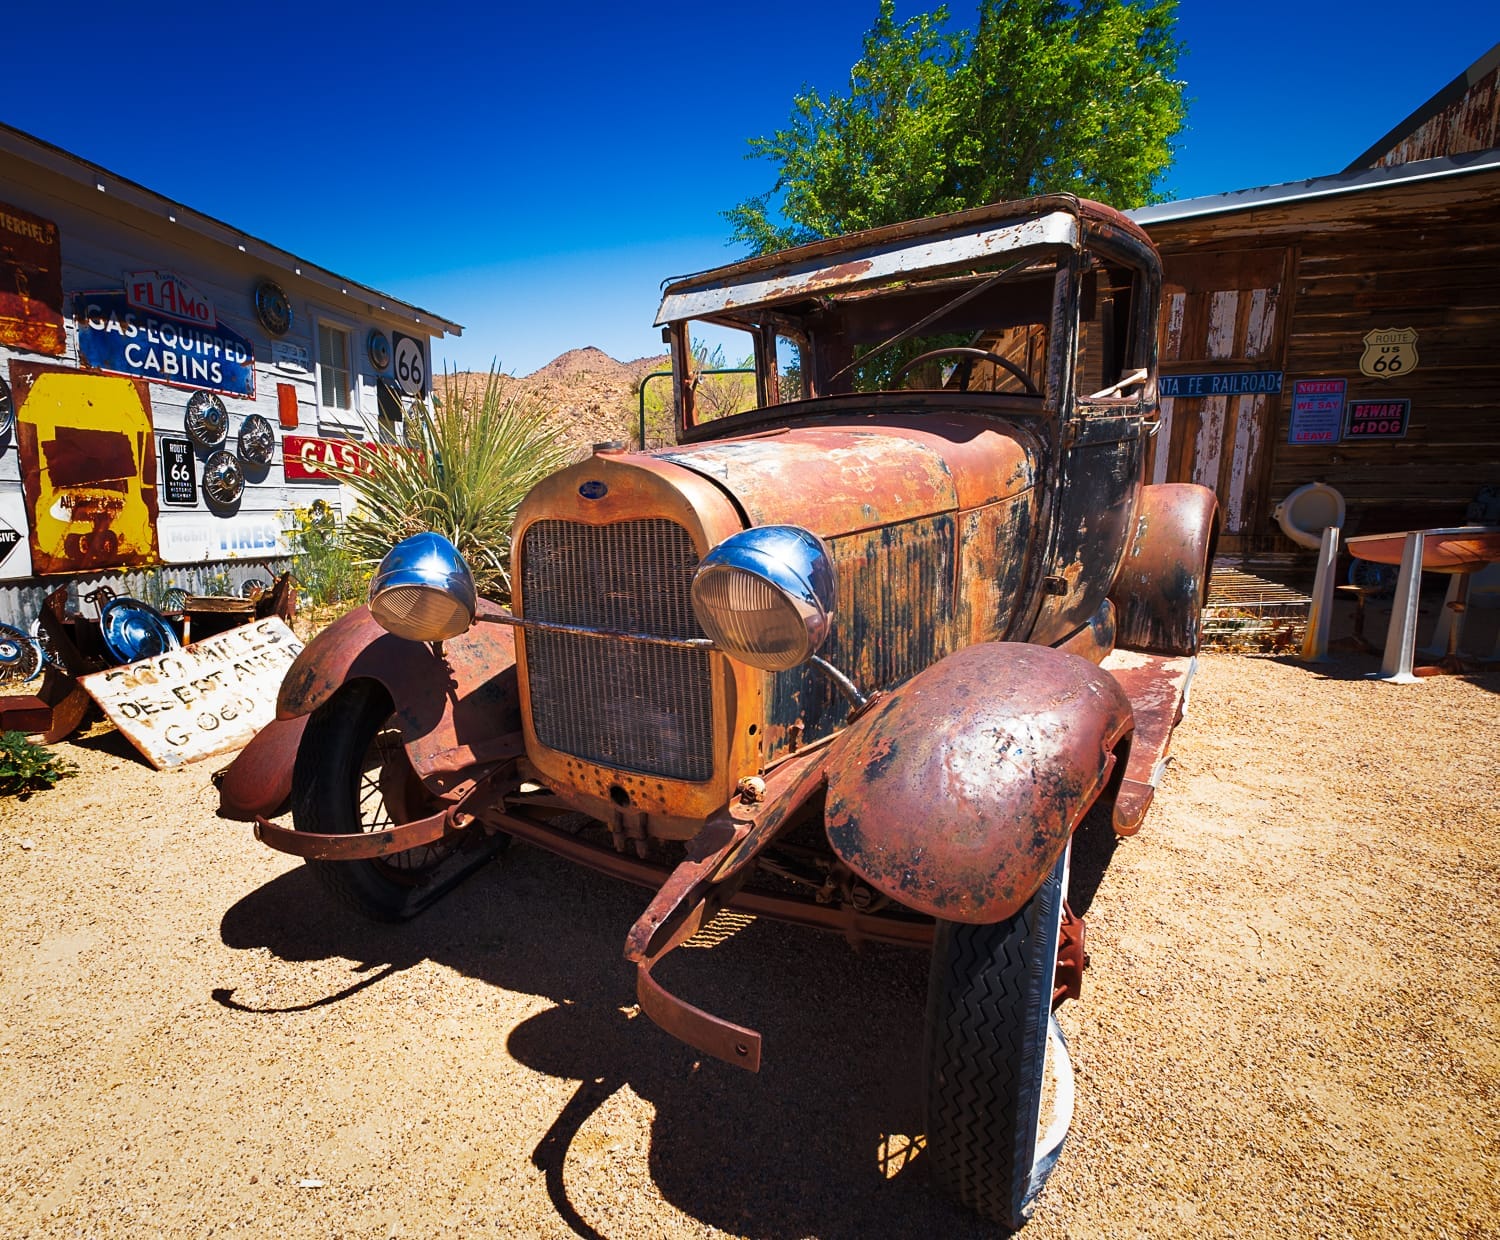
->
left=81, top=617, right=304, bottom=769
left=1360, top=327, right=1419, bottom=380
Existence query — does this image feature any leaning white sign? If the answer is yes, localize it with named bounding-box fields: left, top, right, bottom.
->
left=81, top=617, right=304, bottom=770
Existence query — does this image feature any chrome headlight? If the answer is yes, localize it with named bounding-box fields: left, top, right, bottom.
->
left=691, top=525, right=836, bottom=671
left=369, top=532, right=477, bottom=642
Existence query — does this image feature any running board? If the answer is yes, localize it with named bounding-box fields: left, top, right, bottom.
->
left=1099, top=651, right=1197, bottom=836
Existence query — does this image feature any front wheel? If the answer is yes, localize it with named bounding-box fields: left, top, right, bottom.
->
left=291, top=679, right=505, bottom=921
left=924, top=847, right=1072, bottom=1228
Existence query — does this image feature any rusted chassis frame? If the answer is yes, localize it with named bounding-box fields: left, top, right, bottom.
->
left=231, top=614, right=1139, bottom=1073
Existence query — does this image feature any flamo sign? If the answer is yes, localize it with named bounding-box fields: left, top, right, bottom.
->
left=126, top=270, right=214, bottom=327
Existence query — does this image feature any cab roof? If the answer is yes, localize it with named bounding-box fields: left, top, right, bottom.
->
left=655, top=195, right=1154, bottom=325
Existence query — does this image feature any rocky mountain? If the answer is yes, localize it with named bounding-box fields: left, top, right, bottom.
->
left=434, top=348, right=671, bottom=459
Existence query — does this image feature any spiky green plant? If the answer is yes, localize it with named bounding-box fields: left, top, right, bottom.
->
left=333, top=368, right=575, bottom=602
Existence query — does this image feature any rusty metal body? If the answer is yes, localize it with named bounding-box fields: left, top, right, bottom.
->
left=226, top=196, right=1219, bottom=1087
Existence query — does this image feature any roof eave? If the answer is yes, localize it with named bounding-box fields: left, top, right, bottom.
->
left=1129, top=149, right=1500, bottom=227
left=0, top=122, right=463, bottom=339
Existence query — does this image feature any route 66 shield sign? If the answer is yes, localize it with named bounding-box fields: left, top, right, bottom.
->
left=1360, top=327, right=1419, bottom=380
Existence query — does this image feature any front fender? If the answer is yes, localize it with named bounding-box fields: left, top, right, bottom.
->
left=1109, top=483, right=1219, bottom=656
left=217, top=600, right=520, bottom=821
left=823, top=642, right=1132, bottom=925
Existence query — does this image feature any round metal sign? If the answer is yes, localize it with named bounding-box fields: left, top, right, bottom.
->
left=203, top=450, right=245, bottom=506
left=254, top=279, right=293, bottom=336
left=185, top=391, right=230, bottom=450
left=238, top=413, right=276, bottom=465
left=368, top=330, right=391, bottom=371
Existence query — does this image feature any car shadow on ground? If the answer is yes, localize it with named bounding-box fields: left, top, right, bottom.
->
left=217, top=845, right=1025, bottom=1238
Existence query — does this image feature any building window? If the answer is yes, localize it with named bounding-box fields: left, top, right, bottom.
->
left=317, top=321, right=352, bottom=415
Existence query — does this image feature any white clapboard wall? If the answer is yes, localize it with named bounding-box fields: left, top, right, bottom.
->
left=0, top=144, right=446, bottom=623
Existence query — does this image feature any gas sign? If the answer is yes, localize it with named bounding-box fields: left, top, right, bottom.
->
left=283, top=433, right=387, bottom=481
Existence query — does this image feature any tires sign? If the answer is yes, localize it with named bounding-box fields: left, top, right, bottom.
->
left=392, top=332, right=425, bottom=396
left=162, top=437, right=197, bottom=504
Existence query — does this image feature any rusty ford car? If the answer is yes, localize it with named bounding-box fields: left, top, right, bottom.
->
left=219, top=195, right=1217, bottom=1227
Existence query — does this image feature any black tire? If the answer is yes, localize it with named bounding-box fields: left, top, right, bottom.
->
left=291, top=679, right=505, bottom=921
left=924, top=848, right=1068, bottom=1229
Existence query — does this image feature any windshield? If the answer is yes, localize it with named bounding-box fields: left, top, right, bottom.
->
left=671, top=247, right=1067, bottom=429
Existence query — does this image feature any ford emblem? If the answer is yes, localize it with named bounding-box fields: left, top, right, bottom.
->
left=579, top=480, right=608, bottom=500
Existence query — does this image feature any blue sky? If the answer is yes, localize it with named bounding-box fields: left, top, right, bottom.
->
left=4, top=2, right=1496, bottom=373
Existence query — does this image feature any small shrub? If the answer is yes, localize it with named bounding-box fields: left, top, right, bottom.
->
left=0, top=731, right=77, bottom=797
left=285, top=503, right=369, bottom=610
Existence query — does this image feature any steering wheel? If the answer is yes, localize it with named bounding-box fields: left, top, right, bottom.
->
left=890, top=347, right=1040, bottom=396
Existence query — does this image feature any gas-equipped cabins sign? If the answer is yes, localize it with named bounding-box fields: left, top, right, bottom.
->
left=74, top=271, right=256, bottom=398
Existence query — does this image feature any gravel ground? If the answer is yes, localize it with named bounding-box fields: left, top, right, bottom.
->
left=1, top=650, right=1497, bottom=1239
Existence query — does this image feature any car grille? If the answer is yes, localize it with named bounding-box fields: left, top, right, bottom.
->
left=520, top=518, right=714, bottom=782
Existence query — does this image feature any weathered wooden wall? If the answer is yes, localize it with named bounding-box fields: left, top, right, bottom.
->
left=1144, top=166, right=1500, bottom=552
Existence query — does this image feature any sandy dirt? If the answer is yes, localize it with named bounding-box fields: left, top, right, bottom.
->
left=1, top=649, right=1496, bottom=1239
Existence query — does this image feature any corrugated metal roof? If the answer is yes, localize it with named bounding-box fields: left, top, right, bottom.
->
left=1129, top=149, right=1500, bottom=227
left=0, top=122, right=463, bottom=339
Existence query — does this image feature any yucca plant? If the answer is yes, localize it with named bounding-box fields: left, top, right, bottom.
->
left=333, top=368, right=575, bottom=602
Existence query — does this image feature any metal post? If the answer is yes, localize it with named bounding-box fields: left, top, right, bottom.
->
left=1300, top=525, right=1339, bottom=663
left=1420, top=573, right=1462, bottom=657
left=1376, top=530, right=1425, bottom=683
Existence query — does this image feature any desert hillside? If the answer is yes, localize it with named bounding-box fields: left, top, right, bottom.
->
left=434, top=347, right=670, bottom=459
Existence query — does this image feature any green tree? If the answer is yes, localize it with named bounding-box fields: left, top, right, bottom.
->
left=726, top=0, right=1186, bottom=254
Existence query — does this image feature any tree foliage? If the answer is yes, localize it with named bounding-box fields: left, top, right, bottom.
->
left=726, top=0, right=1186, bottom=254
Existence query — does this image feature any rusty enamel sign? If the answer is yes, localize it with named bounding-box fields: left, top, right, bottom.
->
left=81, top=617, right=305, bottom=769
left=11, top=362, right=161, bottom=574
left=0, top=201, right=65, bottom=356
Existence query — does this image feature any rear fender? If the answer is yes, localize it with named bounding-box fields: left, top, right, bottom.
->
left=1109, top=483, right=1220, bottom=656
left=823, top=643, right=1132, bottom=924
left=217, top=601, right=520, bottom=821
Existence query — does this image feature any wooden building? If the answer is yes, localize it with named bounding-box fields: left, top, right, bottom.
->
left=0, top=123, right=462, bottom=625
left=1133, top=43, right=1500, bottom=555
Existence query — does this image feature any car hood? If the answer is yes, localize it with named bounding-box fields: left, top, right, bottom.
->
left=656, top=413, right=1039, bottom=538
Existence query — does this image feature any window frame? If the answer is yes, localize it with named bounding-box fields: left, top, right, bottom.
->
left=312, top=310, right=360, bottom=430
